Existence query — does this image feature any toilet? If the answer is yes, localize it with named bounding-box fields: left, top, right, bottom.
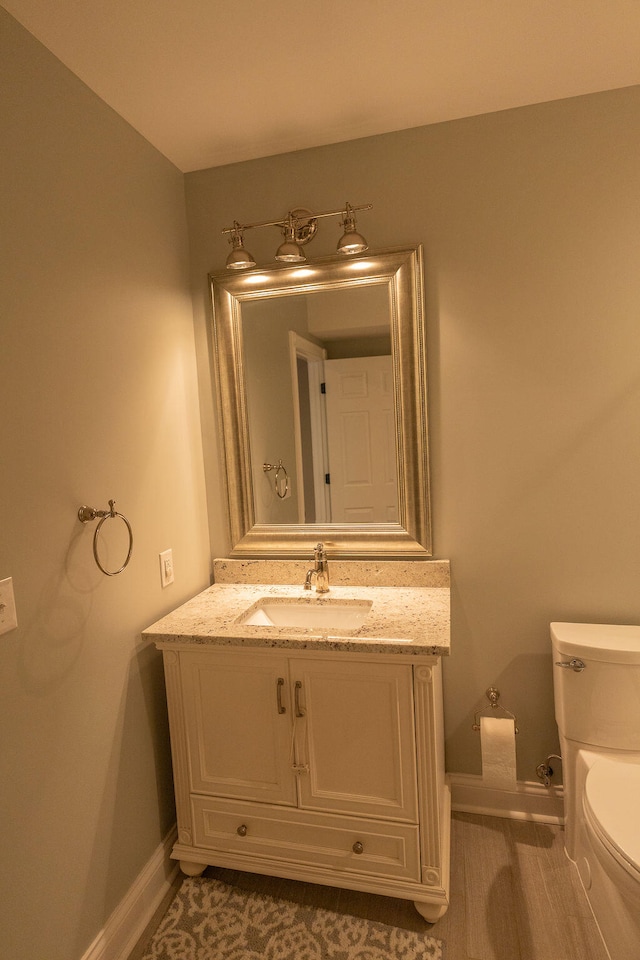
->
left=551, top=622, right=640, bottom=960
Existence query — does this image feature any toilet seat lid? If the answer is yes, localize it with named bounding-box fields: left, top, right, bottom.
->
left=584, top=758, right=640, bottom=877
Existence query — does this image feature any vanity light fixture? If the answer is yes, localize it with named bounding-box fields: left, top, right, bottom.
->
left=221, top=202, right=372, bottom=269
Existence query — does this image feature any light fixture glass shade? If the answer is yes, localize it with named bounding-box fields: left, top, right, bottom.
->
left=226, top=247, right=257, bottom=269
left=226, top=232, right=256, bottom=270
left=275, top=240, right=306, bottom=262
left=275, top=223, right=306, bottom=263
left=337, top=205, right=368, bottom=255
left=336, top=229, right=368, bottom=255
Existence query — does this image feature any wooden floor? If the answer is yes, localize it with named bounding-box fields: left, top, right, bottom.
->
left=129, top=812, right=610, bottom=960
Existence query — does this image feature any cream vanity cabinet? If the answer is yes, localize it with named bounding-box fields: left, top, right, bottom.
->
left=158, top=642, right=450, bottom=921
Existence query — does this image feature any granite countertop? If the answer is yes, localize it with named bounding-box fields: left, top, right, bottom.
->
left=143, top=579, right=450, bottom=657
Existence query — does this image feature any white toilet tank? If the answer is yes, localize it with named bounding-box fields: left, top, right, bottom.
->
left=551, top=622, right=640, bottom=751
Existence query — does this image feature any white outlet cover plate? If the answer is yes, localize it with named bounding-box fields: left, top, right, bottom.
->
left=159, top=549, right=174, bottom=588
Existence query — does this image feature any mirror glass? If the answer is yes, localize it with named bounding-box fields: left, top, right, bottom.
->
left=210, top=246, right=431, bottom=557
left=242, top=284, right=394, bottom=525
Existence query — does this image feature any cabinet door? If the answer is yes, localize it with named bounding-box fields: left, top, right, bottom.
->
left=293, top=659, right=418, bottom=821
left=181, top=650, right=297, bottom=806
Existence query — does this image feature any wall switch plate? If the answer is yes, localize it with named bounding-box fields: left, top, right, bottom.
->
left=159, top=549, right=174, bottom=588
left=0, top=577, right=18, bottom=635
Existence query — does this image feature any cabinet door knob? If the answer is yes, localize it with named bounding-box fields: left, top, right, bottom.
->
left=352, top=841, right=364, bottom=855
left=236, top=824, right=248, bottom=837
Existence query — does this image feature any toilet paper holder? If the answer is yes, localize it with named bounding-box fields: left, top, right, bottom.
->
left=472, top=687, right=519, bottom=734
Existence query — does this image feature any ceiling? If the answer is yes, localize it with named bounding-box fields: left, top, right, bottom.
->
left=4, top=0, right=640, bottom=172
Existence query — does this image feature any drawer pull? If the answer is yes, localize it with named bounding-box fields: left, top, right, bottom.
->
left=276, top=677, right=286, bottom=714
left=352, top=841, right=364, bottom=855
left=236, top=824, right=248, bottom=837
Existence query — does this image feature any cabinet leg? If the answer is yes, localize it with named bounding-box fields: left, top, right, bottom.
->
left=413, top=900, right=448, bottom=923
left=179, top=860, right=207, bottom=877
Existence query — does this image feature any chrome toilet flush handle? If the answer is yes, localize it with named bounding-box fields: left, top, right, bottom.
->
left=555, top=658, right=586, bottom=672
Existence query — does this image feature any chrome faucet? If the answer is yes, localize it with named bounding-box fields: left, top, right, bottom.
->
left=304, top=542, right=330, bottom=594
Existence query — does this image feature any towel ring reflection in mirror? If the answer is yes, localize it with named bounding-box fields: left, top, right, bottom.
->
left=263, top=460, right=290, bottom=499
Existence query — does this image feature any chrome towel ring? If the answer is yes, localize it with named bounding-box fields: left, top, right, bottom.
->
left=78, top=499, right=133, bottom=576
left=263, top=459, right=290, bottom=499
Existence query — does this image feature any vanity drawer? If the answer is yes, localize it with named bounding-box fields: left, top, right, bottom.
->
left=191, top=795, right=421, bottom=882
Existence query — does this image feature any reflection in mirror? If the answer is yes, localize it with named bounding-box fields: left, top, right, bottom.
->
left=242, top=285, right=396, bottom=525
left=210, top=246, right=431, bottom=557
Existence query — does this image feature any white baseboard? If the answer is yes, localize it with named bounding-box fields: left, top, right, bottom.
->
left=81, top=825, right=179, bottom=960
left=449, top=773, right=565, bottom=824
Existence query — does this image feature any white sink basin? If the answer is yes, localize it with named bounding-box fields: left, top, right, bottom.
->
left=238, top=597, right=373, bottom=631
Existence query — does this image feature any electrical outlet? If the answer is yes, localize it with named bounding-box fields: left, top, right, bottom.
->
left=159, top=549, right=174, bottom=588
left=0, top=577, right=18, bottom=635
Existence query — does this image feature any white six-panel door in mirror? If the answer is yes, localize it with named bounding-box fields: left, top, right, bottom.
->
left=324, top=356, right=398, bottom=523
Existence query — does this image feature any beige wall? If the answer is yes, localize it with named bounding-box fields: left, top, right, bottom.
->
left=0, top=10, right=210, bottom=959
left=185, top=85, right=640, bottom=784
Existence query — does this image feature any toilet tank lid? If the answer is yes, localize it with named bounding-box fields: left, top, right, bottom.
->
left=551, top=622, right=640, bottom=663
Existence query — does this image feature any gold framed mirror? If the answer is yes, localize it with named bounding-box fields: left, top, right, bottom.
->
left=210, top=245, right=431, bottom=557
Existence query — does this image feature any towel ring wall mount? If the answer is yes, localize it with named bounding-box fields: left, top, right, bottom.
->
left=78, top=499, right=133, bottom=576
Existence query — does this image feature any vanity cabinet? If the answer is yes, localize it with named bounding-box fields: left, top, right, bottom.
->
left=159, top=643, right=450, bottom=921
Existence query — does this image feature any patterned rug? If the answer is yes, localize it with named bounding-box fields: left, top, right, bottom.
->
left=142, top=877, right=444, bottom=960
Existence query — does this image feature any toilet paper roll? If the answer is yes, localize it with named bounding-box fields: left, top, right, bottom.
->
left=480, top=716, right=517, bottom=789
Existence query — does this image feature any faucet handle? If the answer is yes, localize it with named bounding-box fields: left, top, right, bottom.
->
left=314, top=542, right=325, bottom=559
